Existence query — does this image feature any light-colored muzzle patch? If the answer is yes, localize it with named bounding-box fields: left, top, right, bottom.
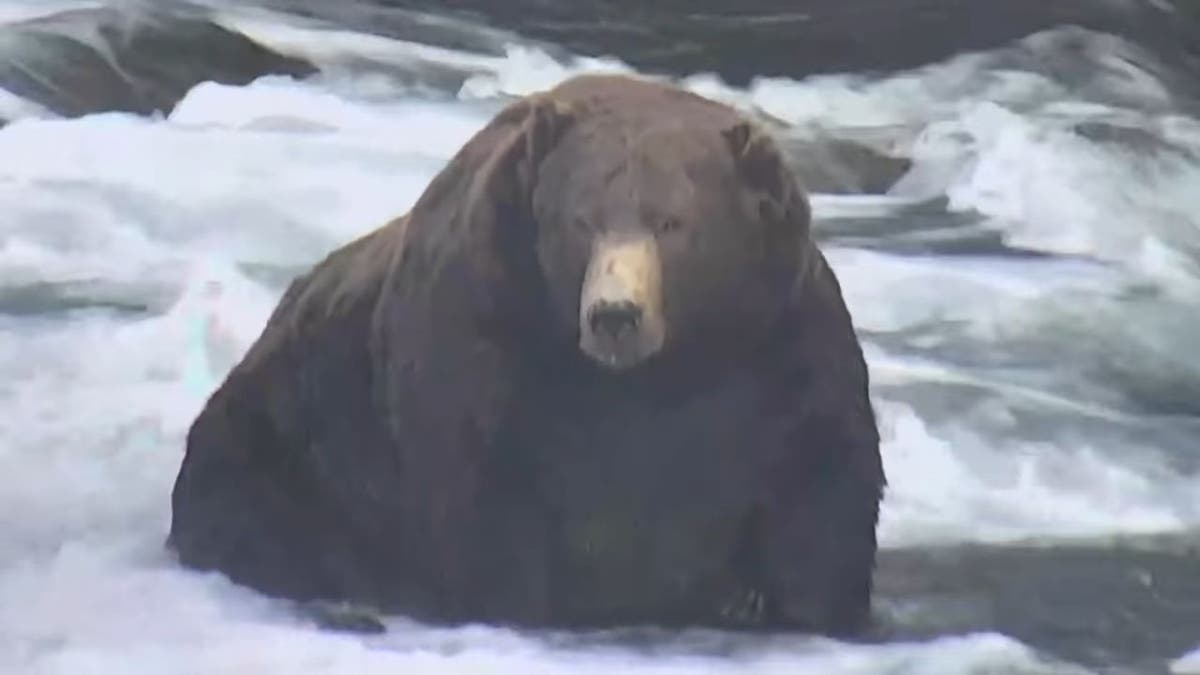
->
left=578, top=233, right=666, bottom=371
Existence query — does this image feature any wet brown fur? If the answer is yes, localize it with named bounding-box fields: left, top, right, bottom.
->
left=167, top=74, right=885, bottom=635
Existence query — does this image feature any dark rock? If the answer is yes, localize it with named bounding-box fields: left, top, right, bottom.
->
left=0, top=3, right=316, bottom=119
left=778, top=134, right=912, bottom=194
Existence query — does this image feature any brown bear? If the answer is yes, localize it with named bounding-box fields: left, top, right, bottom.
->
left=167, top=73, right=885, bottom=637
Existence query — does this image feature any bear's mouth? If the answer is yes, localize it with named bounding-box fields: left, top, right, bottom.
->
left=577, top=233, right=666, bottom=371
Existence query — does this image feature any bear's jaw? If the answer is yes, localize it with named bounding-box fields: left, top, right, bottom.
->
left=578, top=233, right=666, bottom=371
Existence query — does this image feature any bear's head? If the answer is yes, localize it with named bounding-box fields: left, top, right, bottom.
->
left=524, top=83, right=812, bottom=372
left=413, top=77, right=814, bottom=376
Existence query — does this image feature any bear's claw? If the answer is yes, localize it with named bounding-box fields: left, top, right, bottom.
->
left=298, top=600, right=387, bottom=634
left=719, top=587, right=767, bottom=626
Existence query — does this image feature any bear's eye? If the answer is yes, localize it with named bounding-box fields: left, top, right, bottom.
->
left=657, top=216, right=683, bottom=234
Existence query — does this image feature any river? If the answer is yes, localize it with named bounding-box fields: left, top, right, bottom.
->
left=0, top=1, right=1198, bottom=673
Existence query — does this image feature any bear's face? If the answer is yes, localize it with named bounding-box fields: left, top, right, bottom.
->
left=531, top=114, right=808, bottom=372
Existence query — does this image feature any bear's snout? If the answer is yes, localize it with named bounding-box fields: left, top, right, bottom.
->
left=578, top=233, right=666, bottom=371
left=588, top=300, right=642, bottom=339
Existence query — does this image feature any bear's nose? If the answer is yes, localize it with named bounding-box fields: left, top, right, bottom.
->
left=588, top=300, right=642, bottom=339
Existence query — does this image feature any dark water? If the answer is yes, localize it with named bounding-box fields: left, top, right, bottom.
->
left=259, top=0, right=1200, bottom=85
left=873, top=533, right=1200, bottom=673
left=5, top=1, right=1198, bottom=119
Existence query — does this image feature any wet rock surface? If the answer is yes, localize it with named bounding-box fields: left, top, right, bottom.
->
left=0, top=3, right=315, bottom=119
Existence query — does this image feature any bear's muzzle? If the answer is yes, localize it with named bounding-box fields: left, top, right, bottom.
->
left=578, top=233, right=666, bottom=371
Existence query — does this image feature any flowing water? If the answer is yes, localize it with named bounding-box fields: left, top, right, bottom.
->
left=0, top=1, right=1198, bottom=673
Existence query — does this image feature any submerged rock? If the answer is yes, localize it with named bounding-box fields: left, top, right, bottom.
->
left=0, top=3, right=316, bottom=120
left=778, top=134, right=912, bottom=195
left=1074, top=120, right=1199, bottom=162
left=0, top=279, right=180, bottom=317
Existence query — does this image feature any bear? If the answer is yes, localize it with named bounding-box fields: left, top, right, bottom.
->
left=167, top=73, right=885, bottom=637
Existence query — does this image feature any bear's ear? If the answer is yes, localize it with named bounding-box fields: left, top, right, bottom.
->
left=500, top=95, right=577, bottom=198
left=461, top=94, right=577, bottom=235
left=721, top=120, right=789, bottom=203
left=523, top=96, right=577, bottom=168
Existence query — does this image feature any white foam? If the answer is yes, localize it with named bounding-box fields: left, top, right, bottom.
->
left=669, top=33, right=1200, bottom=294
left=456, top=45, right=635, bottom=100
left=677, top=48, right=1069, bottom=135
left=887, top=100, right=1200, bottom=287
left=872, top=395, right=1188, bottom=547
left=824, top=246, right=1124, bottom=336
left=822, top=244, right=1200, bottom=544
left=0, top=86, right=54, bottom=121
left=1174, top=647, right=1200, bottom=675
left=206, top=3, right=635, bottom=104
left=207, top=4, right=509, bottom=76
left=169, top=75, right=494, bottom=159
left=0, top=79, right=486, bottom=291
